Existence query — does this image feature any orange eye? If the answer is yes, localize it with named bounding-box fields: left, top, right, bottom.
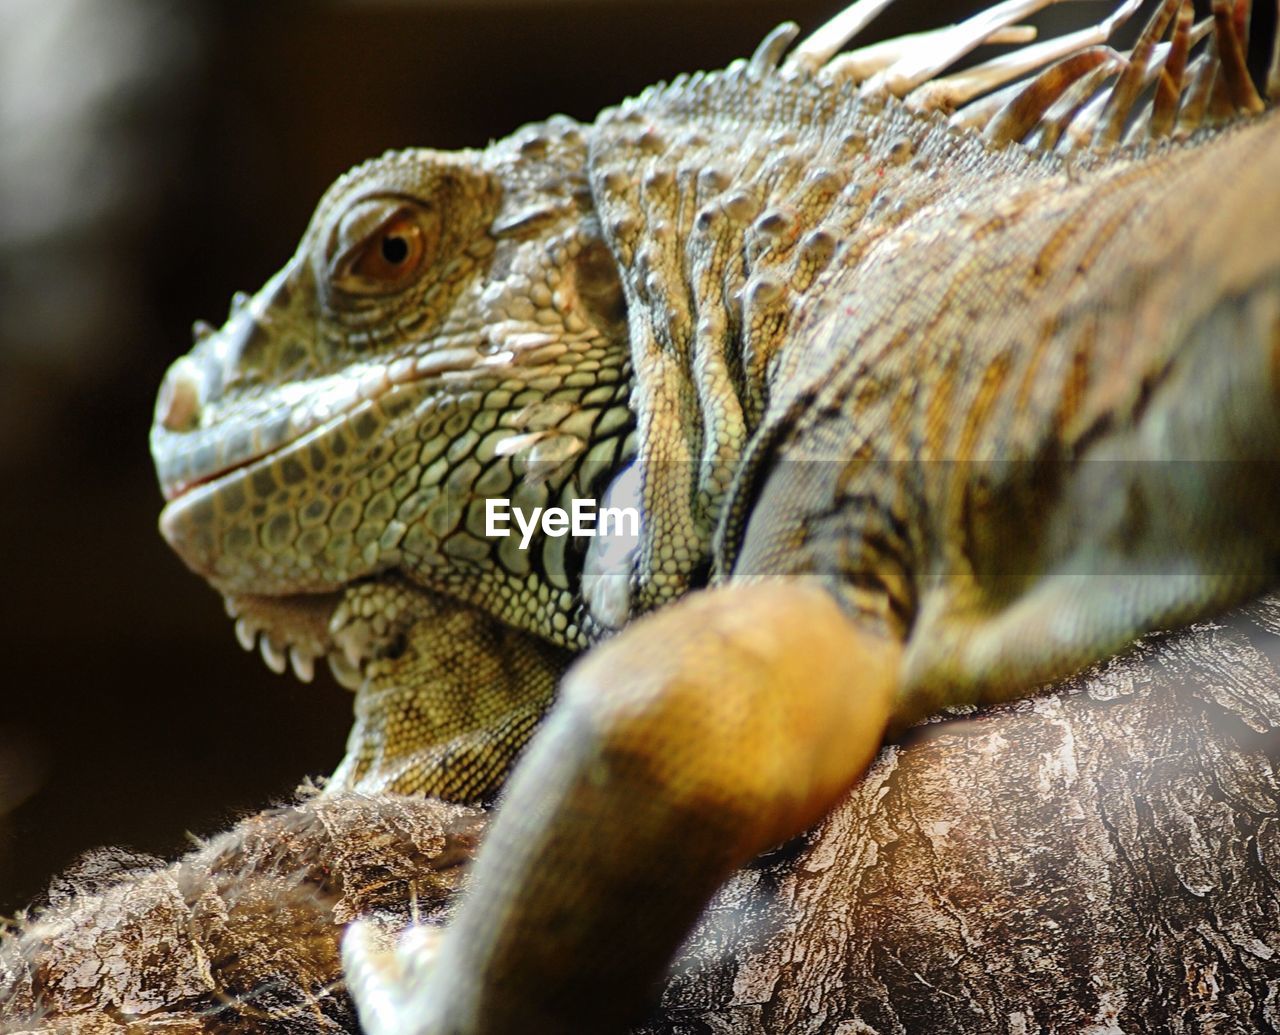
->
left=347, top=214, right=426, bottom=285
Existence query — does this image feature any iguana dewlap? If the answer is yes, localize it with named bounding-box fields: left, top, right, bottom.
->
left=150, top=0, right=1280, bottom=1030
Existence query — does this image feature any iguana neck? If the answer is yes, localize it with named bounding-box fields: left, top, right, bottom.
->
left=585, top=56, right=1059, bottom=619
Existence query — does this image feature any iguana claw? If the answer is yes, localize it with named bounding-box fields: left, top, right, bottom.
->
left=343, top=920, right=444, bottom=1035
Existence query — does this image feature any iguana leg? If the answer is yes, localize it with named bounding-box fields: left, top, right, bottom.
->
left=343, top=577, right=899, bottom=1034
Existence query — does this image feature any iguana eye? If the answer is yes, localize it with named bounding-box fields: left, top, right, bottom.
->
left=334, top=209, right=432, bottom=294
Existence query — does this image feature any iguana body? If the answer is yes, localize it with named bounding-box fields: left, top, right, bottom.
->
left=147, top=0, right=1280, bottom=1029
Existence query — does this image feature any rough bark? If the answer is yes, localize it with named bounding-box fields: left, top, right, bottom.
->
left=647, top=598, right=1280, bottom=1034
left=4, top=599, right=1280, bottom=1033
left=0, top=795, right=485, bottom=1034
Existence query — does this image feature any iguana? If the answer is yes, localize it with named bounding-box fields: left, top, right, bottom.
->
left=144, top=0, right=1280, bottom=1030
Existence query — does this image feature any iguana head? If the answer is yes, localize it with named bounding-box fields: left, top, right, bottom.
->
left=151, top=117, right=632, bottom=671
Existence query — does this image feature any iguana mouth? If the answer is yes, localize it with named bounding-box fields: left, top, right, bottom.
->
left=151, top=320, right=558, bottom=506
left=157, top=397, right=359, bottom=506
left=161, top=444, right=277, bottom=504
left=153, top=349, right=482, bottom=504
left=154, top=383, right=424, bottom=596
left=152, top=307, right=585, bottom=596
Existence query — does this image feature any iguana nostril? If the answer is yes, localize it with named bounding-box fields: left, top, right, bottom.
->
left=158, top=358, right=202, bottom=433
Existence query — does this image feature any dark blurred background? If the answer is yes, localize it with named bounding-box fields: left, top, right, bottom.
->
left=0, top=0, right=1220, bottom=912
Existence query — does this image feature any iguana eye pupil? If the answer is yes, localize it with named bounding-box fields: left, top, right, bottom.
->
left=338, top=211, right=430, bottom=291
left=381, top=234, right=410, bottom=265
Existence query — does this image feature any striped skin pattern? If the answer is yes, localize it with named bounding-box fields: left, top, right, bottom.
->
left=587, top=0, right=1280, bottom=719
left=148, top=0, right=1280, bottom=1030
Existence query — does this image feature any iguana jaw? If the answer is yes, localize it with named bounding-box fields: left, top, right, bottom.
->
left=154, top=326, right=588, bottom=596
left=154, top=347, right=501, bottom=593
left=156, top=377, right=423, bottom=592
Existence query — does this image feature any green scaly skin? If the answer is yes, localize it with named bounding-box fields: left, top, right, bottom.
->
left=151, top=0, right=1280, bottom=1029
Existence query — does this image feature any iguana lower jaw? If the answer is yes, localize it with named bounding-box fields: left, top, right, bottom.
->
left=156, top=372, right=439, bottom=594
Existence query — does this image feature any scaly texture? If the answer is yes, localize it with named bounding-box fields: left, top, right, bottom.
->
left=133, top=0, right=1280, bottom=1030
